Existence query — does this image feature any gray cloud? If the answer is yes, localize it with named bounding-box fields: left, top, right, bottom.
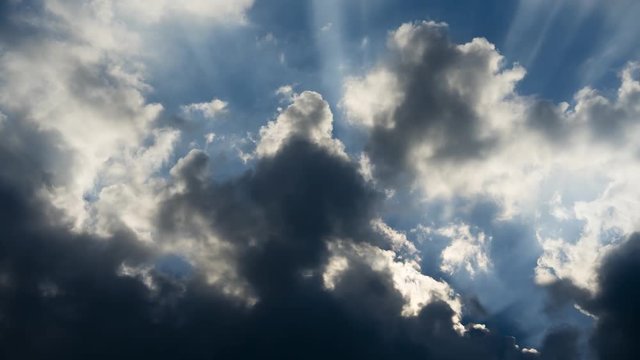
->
left=587, top=233, right=640, bottom=360
left=0, top=112, right=555, bottom=358
left=539, top=327, right=581, bottom=360
left=541, top=233, right=640, bottom=359
left=342, top=21, right=526, bottom=183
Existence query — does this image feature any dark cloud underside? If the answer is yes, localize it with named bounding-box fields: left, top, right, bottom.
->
left=0, top=132, right=545, bottom=359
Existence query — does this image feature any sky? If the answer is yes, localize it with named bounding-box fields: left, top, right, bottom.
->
left=1, top=0, right=639, bottom=359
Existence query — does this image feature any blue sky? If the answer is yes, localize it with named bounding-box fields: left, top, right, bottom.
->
left=146, top=0, right=640, bottom=114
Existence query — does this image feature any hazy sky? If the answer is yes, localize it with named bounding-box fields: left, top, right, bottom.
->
left=1, top=1, right=639, bottom=359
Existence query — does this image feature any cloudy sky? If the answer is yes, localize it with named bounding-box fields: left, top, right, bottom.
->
left=1, top=0, right=639, bottom=359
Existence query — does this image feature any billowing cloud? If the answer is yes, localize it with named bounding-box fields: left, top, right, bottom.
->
left=342, top=21, right=527, bottom=187
left=0, top=115, right=551, bottom=359
left=342, top=20, right=640, bottom=294
left=256, top=90, right=346, bottom=158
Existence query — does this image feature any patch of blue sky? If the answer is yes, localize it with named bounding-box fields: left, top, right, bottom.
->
left=155, top=254, right=194, bottom=281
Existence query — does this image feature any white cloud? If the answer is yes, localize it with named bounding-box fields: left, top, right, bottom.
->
left=342, top=21, right=530, bottom=210
left=342, top=68, right=402, bottom=129
left=371, top=218, right=419, bottom=258
left=323, top=254, right=349, bottom=291
left=256, top=91, right=346, bottom=158
left=357, top=153, right=375, bottom=183
left=532, top=64, right=640, bottom=290
left=0, top=0, right=253, bottom=238
left=275, top=84, right=295, bottom=102
left=0, top=1, right=260, bottom=308
left=117, top=263, right=157, bottom=292
left=0, top=35, right=166, bottom=230
left=437, top=224, right=491, bottom=277
left=324, top=239, right=462, bottom=323
left=181, top=98, right=228, bottom=119
left=89, top=128, right=180, bottom=241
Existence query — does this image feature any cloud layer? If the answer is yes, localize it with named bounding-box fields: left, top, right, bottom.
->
left=1, top=2, right=639, bottom=359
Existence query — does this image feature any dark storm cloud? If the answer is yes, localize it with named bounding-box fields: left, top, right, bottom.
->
left=539, top=327, right=581, bottom=360
left=161, top=137, right=379, bottom=298
left=0, top=123, right=161, bottom=358
left=0, top=118, right=554, bottom=359
left=543, top=233, right=640, bottom=360
left=544, top=279, right=592, bottom=315
left=158, top=137, right=544, bottom=360
left=587, top=234, right=640, bottom=360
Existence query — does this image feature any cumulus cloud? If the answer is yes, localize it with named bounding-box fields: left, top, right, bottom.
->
left=429, top=223, right=492, bottom=277
left=0, top=91, right=548, bottom=359
left=181, top=98, right=228, bottom=119
left=342, top=21, right=527, bottom=186
left=153, top=135, right=547, bottom=359
left=256, top=91, right=346, bottom=158
left=324, top=239, right=461, bottom=320
left=342, top=20, right=640, bottom=294
left=342, top=68, right=403, bottom=129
